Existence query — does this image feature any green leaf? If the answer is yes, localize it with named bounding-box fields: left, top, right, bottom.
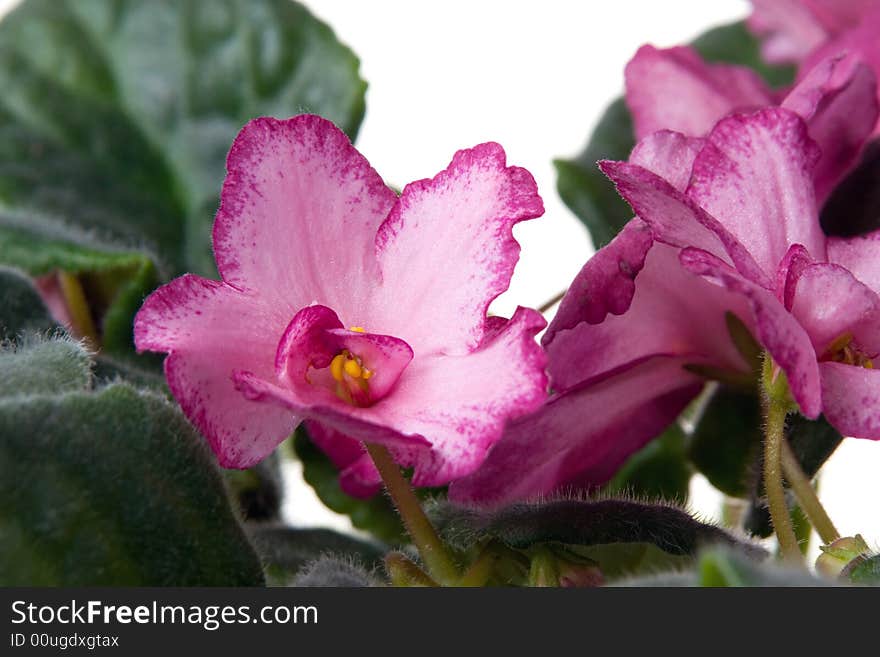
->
left=844, top=554, right=880, bottom=586
left=293, top=428, right=409, bottom=545
left=226, top=452, right=284, bottom=523
left=249, top=525, right=386, bottom=585
left=556, top=21, right=794, bottom=246
left=554, top=98, right=635, bottom=249
left=291, top=555, right=379, bottom=587
left=0, top=378, right=265, bottom=585
left=431, top=498, right=765, bottom=559
left=606, top=424, right=691, bottom=502
left=697, top=548, right=828, bottom=587
left=688, top=388, right=762, bottom=498
left=0, top=0, right=366, bottom=354
left=0, top=334, right=92, bottom=397
left=0, top=266, right=54, bottom=339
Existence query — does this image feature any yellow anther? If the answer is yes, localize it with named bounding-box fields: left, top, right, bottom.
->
left=866, top=360, right=875, bottom=370
left=363, top=369, right=373, bottom=380
left=344, top=357, right=363, bottom=379
left=330, top=353, right=346, bottom=382
left=349, top=326, right=366, bottom=333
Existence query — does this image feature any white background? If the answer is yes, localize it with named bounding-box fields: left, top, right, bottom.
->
left=1, top=0, right=878, bottom=558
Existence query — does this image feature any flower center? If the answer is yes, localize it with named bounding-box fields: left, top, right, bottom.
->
left=821, top=332, right=875, bottom=369
left=328, top=327, right=375, bottom=406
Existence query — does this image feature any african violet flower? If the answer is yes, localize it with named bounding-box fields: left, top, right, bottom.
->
left=450, top=62, right=880, bottom=509
left=134, top=114, right=548, bottom=487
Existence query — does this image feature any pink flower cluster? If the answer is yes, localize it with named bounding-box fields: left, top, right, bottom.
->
left=136, top=1, right=880, bottom=510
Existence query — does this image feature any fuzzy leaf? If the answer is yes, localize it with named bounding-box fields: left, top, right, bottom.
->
left=291, top=556, right=379, bottom=587
left=0, top=382, right=264, bottom=585
left=0, top=0, right=366, bottom=354
left=227, top=452, right=285, bottom=523
left=844, top=555, right=880, bottom=585
left=432, top=498, right=765, bottom=559
left=0, top=266, right=54, bottom=339
left=0, top=335, right=91, bottom=397
left=249, top=525, right=386, bottom=585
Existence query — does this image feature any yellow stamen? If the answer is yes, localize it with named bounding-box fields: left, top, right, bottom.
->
left=363, top=369, right=373, bottom=380
left=344, top=357, right=363, bottom=379
left=349, top=326, right=366, bottom=333
left=330, top=353, right=346, bottom=382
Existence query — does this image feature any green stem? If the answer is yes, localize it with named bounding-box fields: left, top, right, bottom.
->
left=384, top=552, right=438, bottom=587
left=366, top=443, right=459, bottom=585
left=58, top=271, right=99, bottom=347
left=538, top=289, right=566, bottom=314
left=457, top=548, right=495, bottom=587
left=781, top=440, right=839, bottom=545
left=762, top=391, right=802, bottom=563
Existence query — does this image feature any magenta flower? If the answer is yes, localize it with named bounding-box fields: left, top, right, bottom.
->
left=451, top=65, right=880, bottom=509
left=134, top=115, right=548, bottom=486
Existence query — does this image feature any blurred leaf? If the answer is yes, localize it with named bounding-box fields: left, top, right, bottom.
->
left=689, top=22, right=795, bottom=88
left=0, top=380, right=264, bottom=585
left=606, top=424, right=691, bottom=502
left=555, top=21, right=793, bottom=246
left=291, top=555, right=379, bottom=587
left=226, top=452, right=284, bottom=523
left=249, top=525, right=386, bottom=585
left=688, top=388, right=762, bottom=498
left=0, top=0, right=366, bottom=354
left=844, top=554, right=880, bottom=585
left=820, top=142, right=880, bottom=237
left=432, top=498, right=765, bottom=559
left=0, top=334, right=91, bottom=397
left=0, top=265, right=54, bottom=339
left=569, top=542, right=691, bottom=582
left=293, top=429, right=409, bottom=545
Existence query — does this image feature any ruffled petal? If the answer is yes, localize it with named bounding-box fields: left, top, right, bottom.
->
left=625, top=45, right=774, bottom=140
left=236, top=307, right=547, bottom=486
left=628, top=131, right=704, bottom=191
left=828, top=229, right=880, bottom=292
left=369, top=143, right=544, bottom=355
left=820, top=361, right=880, bottom=439
left=747, top=0, right=831, bottom=63
left=599, top=159, right=770, bottom=286
left=448, top=357, right=701, bottom=509
left=134, top=274, right=297, bottom=468
left=213, top=115, right=397, bottom=319
left=547, top=242, right=751, bottom=391
left=789, top=262, right=880, bottom=353
left=783, top=55, right=879, bottom=201
left=686, top=109, right=825, bottom=278
left=680, top=247, right=823, bottom=417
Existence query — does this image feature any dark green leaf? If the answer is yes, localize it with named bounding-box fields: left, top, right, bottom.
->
left=688, top=387, right=762, bottom=498
left=0, top=0, right=366, bottom=354
left=0, top=265, right=54, bottom=339
left=606, top=424, right=691, bottom=502
left=293, top=428, right=410, bottom=545
left=249, top=525, right=386, bottom=585
left=226, top=452, right=284, bottom=523
left=0, top=382, right=264, bottom=585
left=820, top=141, right=880, bottom=237
left=292, top=556, right=379, bottom=587
left=0, top=334, right=91, bottom=397
left=696, top=548, right=829, bottom=587
left=431, top=498, right=765, bottom=559
left=556, top=22, right=793, bottom=246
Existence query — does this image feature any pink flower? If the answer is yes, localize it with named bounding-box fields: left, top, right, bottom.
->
left=134, top=115, right=548, bottom=487
left=451, top=67, right=880, bottom=509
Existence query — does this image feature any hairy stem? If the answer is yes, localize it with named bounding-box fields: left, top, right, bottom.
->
left=781, top=440, right=839, bottom=545
left=366, top=443, right=459, bottom=585
left=762, top=392, right=802, bottom=563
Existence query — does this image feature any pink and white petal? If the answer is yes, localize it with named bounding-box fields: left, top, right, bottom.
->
left=305, top=420, right=381, bottom=498
left=800, top=8, right=880, bottom=136
left=448, top=357, right=702, bottom=510
left=629, top=131, right=704, bottom=192
left=783, top=55, right=879, bottom=201
left=687, top=108, right=825, bottom=275
left=680, top=247, right=823, bottom=417
left=828, top=229, right=880, bottom=293
left=599, top=159, right=770, bottom=286
left=747, top=0, right=830, bottom=63
left=544, top=219, right=653, bottom=344
left=790, top=262, right=880, bottom=353
left=547, top=242, right=751, bottom=391
left=820, top=362, right=880, bottom=439
left=777, top=243, right=814, bottom=310
left=368, top=143, right=544, bottom=355
left=134, top=274, right=297, bottom=468
left=625, top=45, right=774, bottom=141
left=213, top=115, right=396, bottom=319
